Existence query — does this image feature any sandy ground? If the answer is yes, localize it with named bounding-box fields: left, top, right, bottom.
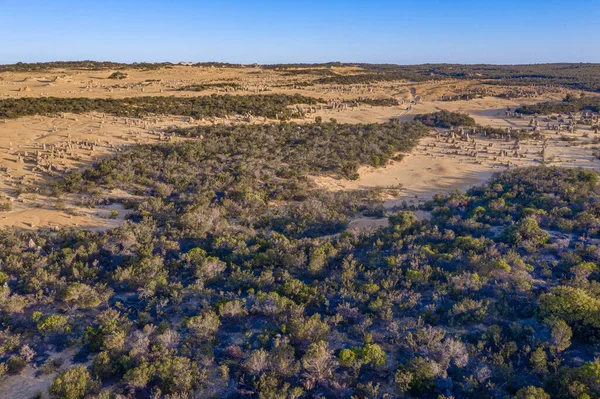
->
left=0, top=65, right=596, bottom=231
left=0, top=112, right=187, bottom=230
left=317, top=108, right=600, bottom=201
left=0, top=348, right=81, bottom=399
left=0, top=64, right=564, bottom=102
left=319, top=104, right=600, bottom=230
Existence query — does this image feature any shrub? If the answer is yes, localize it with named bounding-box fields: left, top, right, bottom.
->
left=186, top=311, right=221, bottom=340
left=6, top=356, right=26, bottom=374
left=413, top=110, right=476, bottom=128
left=360, top=344, right=387, bottom=368
left=302, top=341, right=336, bottom=383
left=107, top=71, right=128, bottom=80
left=539, top=286, right=600, bottom=338
left=50, top=366, right=97, bottom=399
left=37, top=315, right=69, bottom=336
left=515, top=386, right=550, bottom=399
left=503, top=218, right=550, bottom=252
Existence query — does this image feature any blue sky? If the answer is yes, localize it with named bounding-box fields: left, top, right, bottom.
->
left=1, top=0, right=598, bottom=64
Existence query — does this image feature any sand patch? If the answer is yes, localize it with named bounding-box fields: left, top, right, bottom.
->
left=316, top=107, right=600, bottom=231
left=0, top=348, right=81, bottom=399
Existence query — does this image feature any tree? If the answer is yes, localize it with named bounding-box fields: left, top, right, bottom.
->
left=515, top=386, right=550, bottom=399
left=394, top=367, right=414, bottom=394
left=151, top=356, right=200, bottom=395
left=409, top=357, right=437, bottom=396
left=549, top=319, right=572, bottom=354
left=338, top=348, right=358, bottom=368
left=302, top=341, right=336, bottom=385
left=254, top=372, right=292, bottom=399
left=243, top=349, right=270, bottom=375
left=50, top=366, right=97, bottom=399
left=186, top=311, right=221, bottom=340
left=360, top=344, right=387, bottom=368
left=388, top=211, right=418, bottom=232
left=503, top=218, right=550, bottom=252
left=530, top=347, right=548, bottom=374
left=538, top=286, right=600, bottom=338
left=38, top=315, right=70, bottom=336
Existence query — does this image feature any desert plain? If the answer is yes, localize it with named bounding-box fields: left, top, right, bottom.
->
left=0, top=64, right=596, bottom=232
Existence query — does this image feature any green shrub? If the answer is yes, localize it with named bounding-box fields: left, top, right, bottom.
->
left=50, top=366, right=97, bottom=399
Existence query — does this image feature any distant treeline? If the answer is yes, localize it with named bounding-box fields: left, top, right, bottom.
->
left=0, top=61, right=172, bottom=72
left=279, top=69, right=337, bottom=77
left=0, top=61, right=251, bottom=73
left=517, top=94, right=600, bottom=115
left=262, top=62, right=346, bottom=70
left=314, top=63, right=600, bottom=92
left=314, top=71, right=433, bottom=85
left=0, top=94, right=323, bottom=119
left=262, top=64, right=340, bottom=77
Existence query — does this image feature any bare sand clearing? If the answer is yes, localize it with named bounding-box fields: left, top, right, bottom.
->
left=0, top=111, right=205, bottom=230
left=317, top=136, right=497, bottom=204
left=318, top=102, right=600, bottom=229
left=0, top=348, right=81, bottom=399
left=0, top=65, right=596, bottom=231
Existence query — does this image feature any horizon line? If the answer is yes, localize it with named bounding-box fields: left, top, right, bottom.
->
left=2, top=60, right=600, bottom=67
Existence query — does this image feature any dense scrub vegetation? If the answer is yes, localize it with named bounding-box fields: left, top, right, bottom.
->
left=0, top=97, right=599, bottom=397
left=413, top=110, right=476, bottom=128
left=4, top=143, right=600, bottom=398
left=0, top=94, right=322, bottom=120
left=57, top=121, right=428, bottom=239
left=354, top=97, right=400, bottom=107
left=517, top=94, right=600, bottom=115
left=178, top=83, right=242, bottom=91
left=107, top=72, right=129, bottom=80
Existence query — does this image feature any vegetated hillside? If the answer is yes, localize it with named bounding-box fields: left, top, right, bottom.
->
left=0, top=94, right=323, bottom=120
left=58, top=121, right=428, bottom=239
left=3, top=130, right=600, bottom=399
left=516, top=94, right=600, bottom=115
left=353, top=97, right=400, bottom=107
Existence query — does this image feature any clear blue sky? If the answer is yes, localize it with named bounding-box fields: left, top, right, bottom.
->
left=1, top=0, right=598, bottom=65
